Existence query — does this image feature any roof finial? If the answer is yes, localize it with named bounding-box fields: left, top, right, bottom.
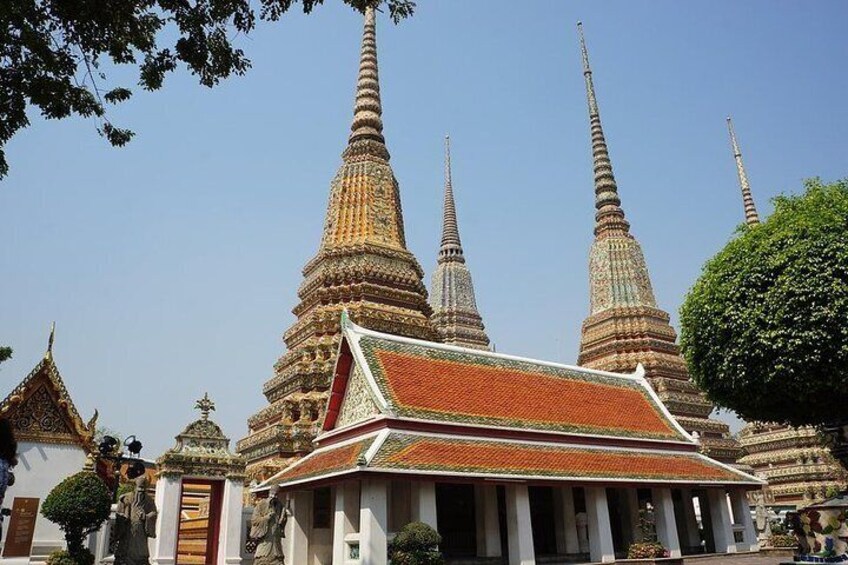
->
left=577, top=22, right=630, bottom=237
left=45, top=321, right=55, bottom=360
left=345, top=5, right=389, bottom=160
left=439, top=135, right=464, bottom=263
left=195, top=392, right=215, bottom=421
left=726, top=116, right=760, bottom=226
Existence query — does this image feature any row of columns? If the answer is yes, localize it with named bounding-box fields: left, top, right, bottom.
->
left=306, top=480, right=757, bottom=565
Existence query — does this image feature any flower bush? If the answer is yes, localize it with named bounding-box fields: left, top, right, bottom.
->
left=770, top=533, right=799, bottom=548
left=627, top=541, right=669, bottom=559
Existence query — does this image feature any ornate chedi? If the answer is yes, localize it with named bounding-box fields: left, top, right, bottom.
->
left=428, top=136, right=490, bottom=350
left=238, top=6, right=436, bottom=481
left=574, top=23, right=742, bottom=466
left=727, top=117, right=845, bottom=508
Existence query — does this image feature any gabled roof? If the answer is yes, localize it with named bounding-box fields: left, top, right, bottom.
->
left=0, top=350, right=96, bottom=450
left=261, top=430, right=761, bottom=490
left=323, top=314, right=693, bottom=444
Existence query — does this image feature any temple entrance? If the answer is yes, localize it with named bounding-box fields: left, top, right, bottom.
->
left=529, top=486, right=557, bottom=556
left=436, top=483, right=477, bottom=557
left=176, top=479, right=224, bottom=565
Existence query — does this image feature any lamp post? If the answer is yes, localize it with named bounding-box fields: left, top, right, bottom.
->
left=96, top=434, right=146, bottom=502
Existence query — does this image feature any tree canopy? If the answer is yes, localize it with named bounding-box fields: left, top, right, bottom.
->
left=680, top=178, right=848, bottom=428
left=1, top=0, right=415, bottom=179
left=42, top=471, right=112, bottom=560
left=0, top=347, right=11, bottom=364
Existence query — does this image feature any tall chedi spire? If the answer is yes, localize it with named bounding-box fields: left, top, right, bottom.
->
left=726, top=116, right=760, bottom=226
left=575, top=23, right=742, bottom=466
left=238, top=6, right=436, bottom=480
left=429, top=136, right=490, bottom=349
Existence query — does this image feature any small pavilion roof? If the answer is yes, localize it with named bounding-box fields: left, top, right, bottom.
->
left=260, top=430, right=761, bottom=490
left=323, top=314, right=693, bottom=444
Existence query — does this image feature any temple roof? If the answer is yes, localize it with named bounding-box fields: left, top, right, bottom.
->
left=257, top=315, right=762, bottom=491
left=323, top=314, right=692, bottom=443
left=0, top=326, right=96, bottom=450
left=262, top=430, right=760, bottom=490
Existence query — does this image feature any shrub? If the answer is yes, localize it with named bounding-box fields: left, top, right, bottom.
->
left=41, top=472, right=112, bottom=560
left=389, top=522, right=444, bottom=565
left=627, top=541, right=669, bottom=559
left=46, top=549, right=95, bottom=565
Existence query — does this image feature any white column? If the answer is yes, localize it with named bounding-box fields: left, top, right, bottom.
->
left=505, top=484, right=535, bottom=565
left=474, top=484, right=501, bottom=557
left=410, top=481, right=438, bottom=531
left=288, top=490, right=311, bottom=564
left=585, top=487, right=615, bottom=563
left=217, top=479, right=244, bottom=565
left=681, top=489, right=701, bottom=550
left=152, top=474, right=182, bottom=565
left=623, top=489, right=641, bottom=544
left=553, top=487, right=580, bottom=554
left=360, top=479, right=389, bottom=565
left=333, top=482, right=359, bottom=565
left=707, top=489, right=735, bottom=553
left=652, top=488, right=681, bottom=558
left=730, top=489, right=758, bottom=552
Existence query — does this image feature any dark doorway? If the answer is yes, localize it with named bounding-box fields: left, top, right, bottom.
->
left=529, top=486, right=557, bottom=555
left=606, top=488, right=627, bottom=555
left=436, top=484, right=477, bottom=557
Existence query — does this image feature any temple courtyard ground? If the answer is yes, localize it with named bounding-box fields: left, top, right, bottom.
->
left=444, top=554, right=792, bottom=565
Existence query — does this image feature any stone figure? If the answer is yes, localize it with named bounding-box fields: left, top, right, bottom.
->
left=251, top=485, right=290, bottom=565
left=114, top=475, right=158, bottom=565
left=754, top=491, right=769, bottom=540
left=576, top=511, right=590, bottom=553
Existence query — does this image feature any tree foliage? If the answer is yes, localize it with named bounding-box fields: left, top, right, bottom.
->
left=680, top=178, right=848, bottom=427
left=0, top=347, right=11, bottom=364
left=1, top=0, right=415, bottom=179
left=41, top=471, right=112, bottom=559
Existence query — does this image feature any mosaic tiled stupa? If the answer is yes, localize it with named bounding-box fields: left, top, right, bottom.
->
left=237, top=6, right=436, bottom=480
left=727, top=117, right=845, bottom=507
left=574, top=24, right=742, bottom=466
left=428, top=136, right=490, bottom=350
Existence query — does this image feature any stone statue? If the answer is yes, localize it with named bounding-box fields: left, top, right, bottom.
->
left=576, top=511, right=590, bottom=553
left=114, top=475, right=158, bottom=565
left=251, top=485, right=290, bottom=565
left=754, top=491, right=769, bottom=540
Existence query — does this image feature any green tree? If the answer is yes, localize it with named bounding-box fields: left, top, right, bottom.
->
left=1, top=0, right=415, bottom=179
left=41, top=471, right=112, bottom=564
left=0, top=347, right=11, bottom=364
left=680, top=179, right=848, bottom=458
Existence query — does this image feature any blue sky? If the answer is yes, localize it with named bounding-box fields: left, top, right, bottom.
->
left=2, top=0, right=846, bottom=456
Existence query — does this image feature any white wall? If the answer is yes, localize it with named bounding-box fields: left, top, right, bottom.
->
left=1, top=441, right=87, bottom=560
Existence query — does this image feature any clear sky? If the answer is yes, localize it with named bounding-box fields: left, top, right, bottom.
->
left=2, top=0, right=847, bottom=457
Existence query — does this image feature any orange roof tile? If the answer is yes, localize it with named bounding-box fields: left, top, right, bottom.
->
left=357, top=334, right=685, bottom=441
left=370, top=434, right=752, bottom=484
left=271, top=437, right=372, bottom=484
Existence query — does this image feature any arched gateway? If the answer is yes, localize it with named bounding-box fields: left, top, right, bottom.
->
left=256, top=314, right=760, bottom=565
left=152, top=395, right=247, bottom=565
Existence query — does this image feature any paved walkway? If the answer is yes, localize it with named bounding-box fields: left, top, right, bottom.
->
left=687, top=558, right=788, bottom=565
